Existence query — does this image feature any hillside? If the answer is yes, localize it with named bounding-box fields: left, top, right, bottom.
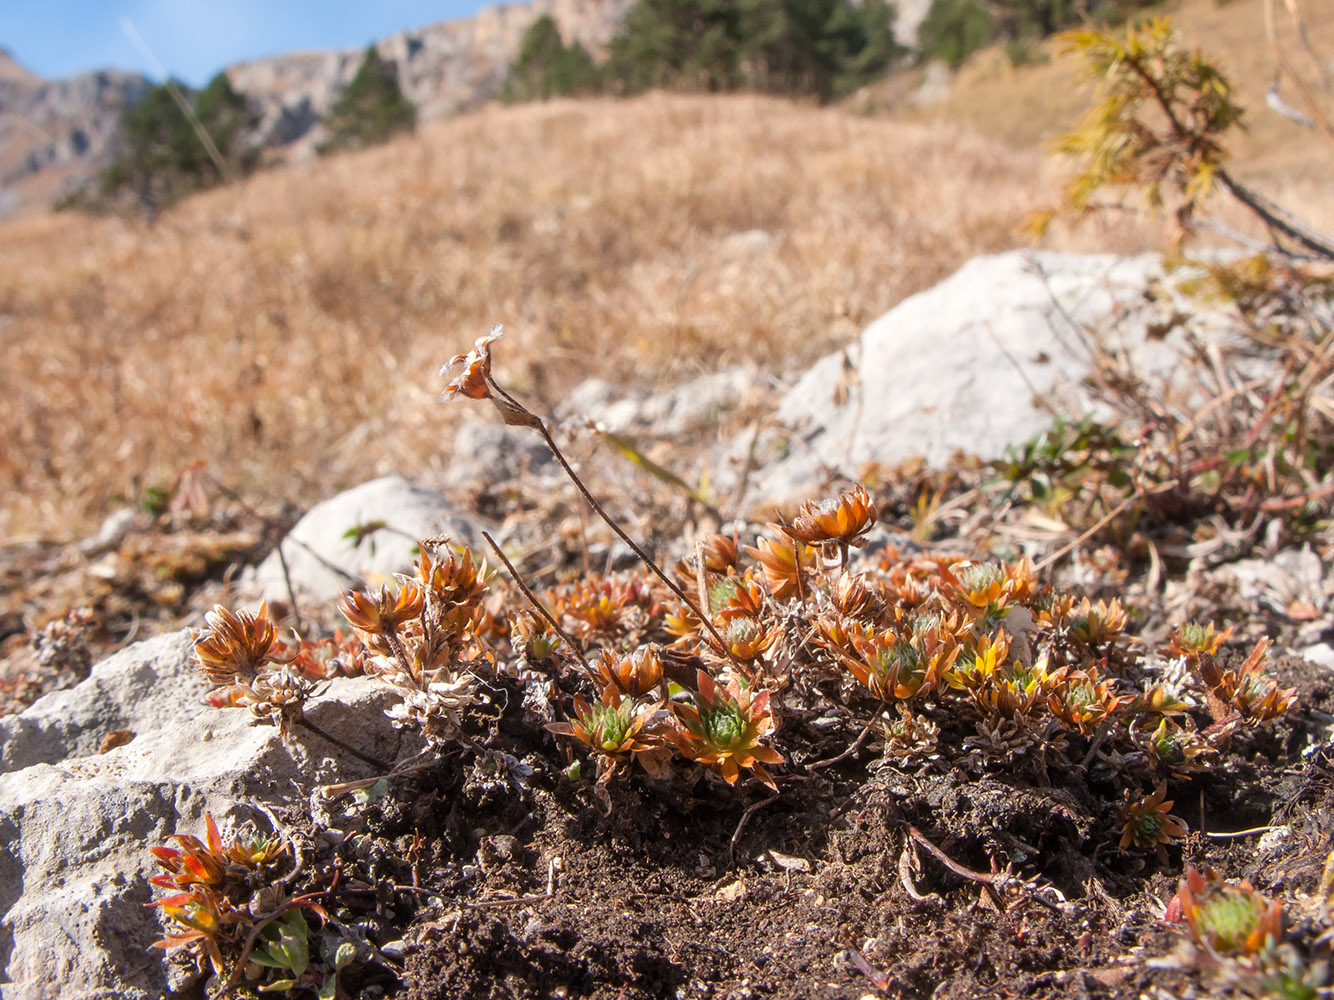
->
left=5, top=0, right=1334, bottom=542
left=0, top=93, right=1085, bottom=541
left=228, top=0, right=633, bottom=150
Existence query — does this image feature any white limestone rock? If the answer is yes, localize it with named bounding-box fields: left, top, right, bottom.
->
left=0, top=629, right=205, bottom=773
left=564, top=365, right=764, bottom=439
left=248, top=475, right=480, bottom=604
left=0, top=631, right=408, bottom=1000
left=445, top=421, right=555, bottom=490
left=731, top=250, right=1251, bottom=508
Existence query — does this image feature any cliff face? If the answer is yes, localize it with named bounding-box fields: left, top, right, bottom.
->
left=0, top=48, right=151, bottom=215
left=230, top=0, right=635, bottom=153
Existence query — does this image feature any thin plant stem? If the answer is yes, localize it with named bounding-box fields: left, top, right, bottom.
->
left=806, top=707, right=882, bottom=770
left=1123, top=52, right=1334, bottom=260
left=481, top=530, right=596, bottom=682
left=487, top=378, right=750, bottom=678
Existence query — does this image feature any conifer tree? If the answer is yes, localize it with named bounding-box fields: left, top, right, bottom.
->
left=100, top=72, right=256, bottom=216
left=602, top=0, right=899, bottom=102
left=319, top=46, right=417, bottom=154
left=503, top=15, right=600, bottom=101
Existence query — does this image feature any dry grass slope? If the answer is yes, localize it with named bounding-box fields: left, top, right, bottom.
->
left=0, top=93, right=1098, bottom=540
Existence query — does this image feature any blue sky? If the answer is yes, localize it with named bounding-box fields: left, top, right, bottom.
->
left=2, top=1, right=491, bottom=86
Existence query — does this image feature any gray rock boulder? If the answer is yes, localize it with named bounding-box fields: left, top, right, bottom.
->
left=445, top=420, right=555, bottom=491
left=731, top=250, right=1248, bottom=508
left=248, top=475, right=480, bottom=604
left=0, top=630, right=206, bottom=773
left=564, top=365, right=765, bottom=439
left=0, top=631, right=407, bottom=1000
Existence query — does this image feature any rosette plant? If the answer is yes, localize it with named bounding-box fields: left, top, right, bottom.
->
left=547, top=692, right=670, bottom=778
left=668, top=670, right=783, bottom=789
left=780, top=484, right=877, bottom=569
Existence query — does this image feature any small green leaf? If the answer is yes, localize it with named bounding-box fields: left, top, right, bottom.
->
left=351, top=778, right=391, bottom=806
left=248, top=946, right=290, bottom=970
left=343, top=520, right=388, bottom=548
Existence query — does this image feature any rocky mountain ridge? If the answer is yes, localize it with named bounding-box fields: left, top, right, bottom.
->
left=0, top=48, right=150, bottom=216
left=0, top=0, right=632, bottom=218
left=227, top=0, right=634, bottom=153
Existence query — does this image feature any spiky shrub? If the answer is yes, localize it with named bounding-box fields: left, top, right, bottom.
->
left=1166, top=628, right=1297, bottom=726
left=666, top=670, right=783, bottom=790
left=1119, top=781, right=1189, bottom=860
left=1175, top=867, right=1283, bottom=957
left=1165, top=867, right=1330, bottom=1000
left=546, top=691, right=670, bottom=781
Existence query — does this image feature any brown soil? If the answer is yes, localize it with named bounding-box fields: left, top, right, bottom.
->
left=260, top=648, right=1334, bottom=1000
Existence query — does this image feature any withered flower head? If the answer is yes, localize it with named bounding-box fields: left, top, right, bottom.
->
left=439, top=326, right=501, bottom=401
left=722, top=615, right=779, bottom=663
left=416, top=544, right=489, bottom=608
left=339, top=582, right=426, bottom=634
left=438, top=325, right=541, bottom=428
left=194, top=603, right=278, bottom=685
left=512, top=611, right=561, bottom=663
left=697, top=533, right=741, bottom=574
left=712, top=569, right=767, bottom=623
left=831, top=572, right=877, bottom=618
left=781, top=484, right=877, bottom=548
